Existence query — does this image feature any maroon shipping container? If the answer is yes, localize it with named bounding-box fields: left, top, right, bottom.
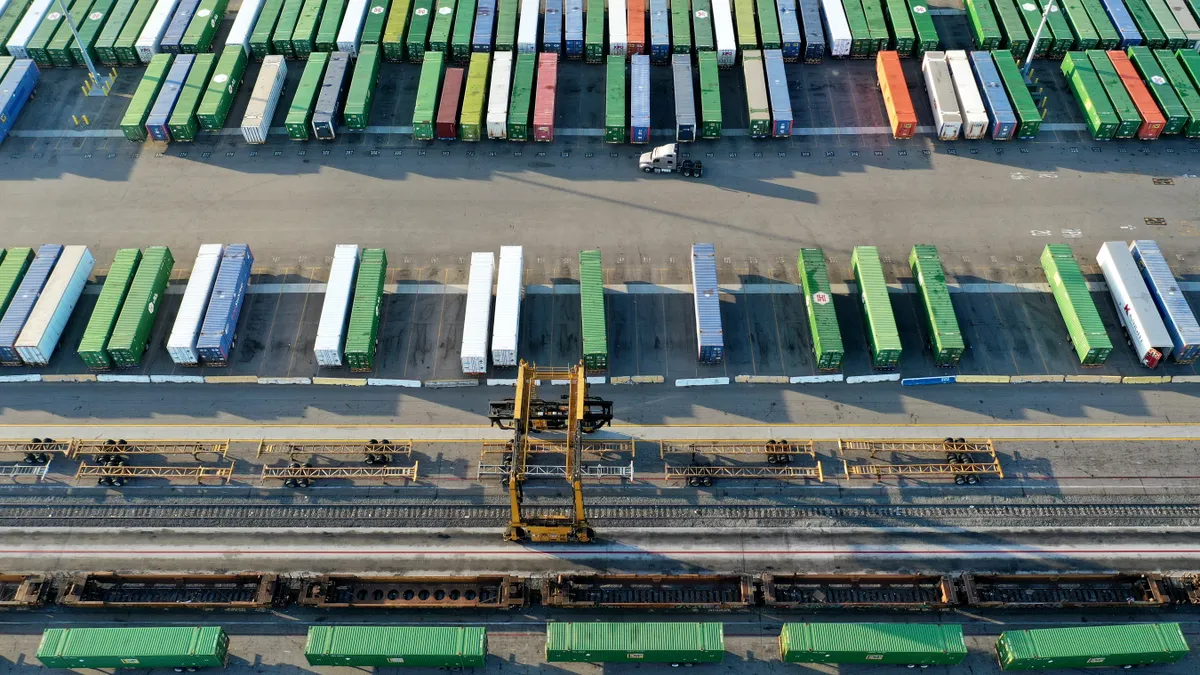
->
left=533, top=52, right=558, bottom=142
left=436, top=67, right=466, bottom=140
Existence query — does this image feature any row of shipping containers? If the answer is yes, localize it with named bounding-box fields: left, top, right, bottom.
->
left=29, top=622, right=1191, bottom=670
left=0, top=244, right=95, bottom=367
left=459, top=245, right=523, bottom=373
left=0, top=56, right=36, bottom=145
left=913, top=48, right=1042, bottom=140
left=77, top=246, right=174, bottom=369
left=1063, top=46, right=1200, bottom=139
left=164, top=243, right=253, bottom=366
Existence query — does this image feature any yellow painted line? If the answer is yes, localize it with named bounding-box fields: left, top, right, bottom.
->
left=954, top=375, right=1010, bottom=384
left=41, top=374, right=97, bottom=383
left=1123, top=375, right=1170, bottom=384
left=1010, top=375, right=1066, bottom=383
left=609, top=376, right=632, bottom=385
left=631, top=375, right=665, bottom=384
left=312, top=377, right=367, bottom=387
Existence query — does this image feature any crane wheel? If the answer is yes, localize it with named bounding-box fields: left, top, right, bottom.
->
left=504, top=526, right=525, bottom=542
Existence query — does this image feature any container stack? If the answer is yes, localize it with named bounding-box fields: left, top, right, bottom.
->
left=195, top=243, right=253, bottom=366
left=14, top=245, right=95, bottom=366
left=491, top=245, right=523, bottom=368
left=167, top=243, right=223, bottom=366
left=78, top=248, right=142, bottom=370
left=107, top=245, right=174, bottom=368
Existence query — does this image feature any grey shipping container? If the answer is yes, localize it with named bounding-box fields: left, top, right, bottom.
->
left=798, top=0, right=824, bottom=62
left=160, top=0, right=200, bottom=53
left=195, top=243, right=253, bottom=364
left=473, top=0, right=495, bottom=51
left=691, top=243, right=724, bottom=364
left=0, top=244, right=62, bottom=365
left=145, top=52, right=194, bottom=141
left=1131, top=239, right=1200, bottom=363
left=777, top=0, right=802, bottom=61
left=970, top=49, right=1016, bottom=139
left=650, top=0, right=669, bottom=62
left=672, top=53, right=696, bottom=140
left=763, top=48, right=792, bottom=136
left=543, top=0, right=562, bottom=53
left=313, top=51, right=350, bottom=139
left=631, top=53, right=650, bottom=142
left=565, top=0, right=582, bottom=56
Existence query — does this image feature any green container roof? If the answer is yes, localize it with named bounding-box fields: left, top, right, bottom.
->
left=852, top=246, right=902, bottom=351
left=38, top=627, right=226, bottom=662
left=910, top=245, right=964, bottom=351
left=77, top=248, right=141, bottom=362
left=344, top=248, right=387, bottom=360
left=781, top=623, right=968, bottom=662
left=107, top=246, right=174, bottom=360
left=0, top=247, right=33, bottom=318
left=1041, top=244, right=1112, bottom=342
left=1001, top=623, right=1188, bottom=662
left=579, top=249, right=607, bottom=358
left=547, top=622, right=724, bottom=657
left=305, top=626, right=486, bottom=663
left=798, top=248, right=844, bottom=357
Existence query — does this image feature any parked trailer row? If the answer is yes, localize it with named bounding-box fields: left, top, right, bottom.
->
left=314, top=244, right=359, bottom=368
left=460, top=251, right=494, bottom=374
left=166, top=243, right=222, bottom=365
left=1131, top=239, right=1200, bottom=363
left=13, top=245, right=94, bottom=366
left=0, top=244, right=61, bottom=365
left=106, top=245, right=173, bottom=367
left=1097, top=240, right=1172, bottom=367
left=491, top=245, right=523, bottom=366
left=76, top=248, right=141, bottom=369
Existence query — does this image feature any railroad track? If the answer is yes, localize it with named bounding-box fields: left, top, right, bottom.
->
left=0, top=502, right=1196, bottom=528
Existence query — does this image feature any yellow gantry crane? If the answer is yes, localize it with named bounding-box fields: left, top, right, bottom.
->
left=488, top=361, right=612, bottom=543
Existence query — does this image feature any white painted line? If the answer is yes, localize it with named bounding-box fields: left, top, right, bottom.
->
left=96, top=374, right=150, bottom=383
left=367, top=378, right=422, bottom=388
left=0, top=374, right=41, bottom=383
left=846, top=373, right=901, bottom=384
left=675, top=377, right=731, bottom=387
left=149, top=375, right=205, bottom=384
left=486, top=379, right=518, bottom=386
left=586, top=376, right=606, bottom=384
left=791, top=374, right=844, bottom=384
left=258, top=377, right=312, bottom=385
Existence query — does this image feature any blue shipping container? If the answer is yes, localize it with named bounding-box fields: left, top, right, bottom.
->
left=691, top=243, right=724, bottom=364
left=631, top=53, right=650, bottom=142
left=764, top=49, right=793, bottom=136
left=1131, top=240, right=1200, bottom=364
left=777, top=0, right=803, bottom=61
left=146, top=53, right=195, bottom=142
left=650, top=0, right=670, bottom=62
left=543, top=0, right=563, bottom=53
left=970, top=50, right=1017, bottom=140
left=0, top=59, right=39, bottom=146
left=1099, top=0, right=1141, bottom=47
left=0, top=244, right=62, bottom=365
left=797, top=0, right=824, bottom=63
left=473, top=0, right=497, bottom=51
left=161, top=0, right=203, bottom=54
left=565, top=0, right=583, bottom=56
left=196, top=243, right=254, bottom=364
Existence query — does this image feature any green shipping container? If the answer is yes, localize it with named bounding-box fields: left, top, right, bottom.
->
left=1036, top=0, right=1073, bottom=56
left=94, top=0, right=136, bottom=65
left=1154, top=49, right=1200, bottom=136
left=0, top=0, right=34, bottom=55
left=507, top=51, right=533, bottom=139
left=605, top=56, right=625, bottom=142
left=1144, top=0, right=1187, bottom=48
left=107, top=246, right=173, bottom=367
left=909, top=245, right=964, bottom=367
left=797, top=248, right=843, bottom=371
left=450, top=0, right=475, bottom=62
left=1040, top=244, right=1112, bottom=365
left=412, top=50, right=444, bottom=138
left=344, top=248, right=386, bottom=371
left=459, top=50, right=488, bottom=139
left=167, top=52, right=216, bottom=141
left=428, top=0, right=455, bottom=53
left=993, top=49, right=1042, bottom=137
left=861, top=0, right=889, bottom=53
left=68, top=0, right=117, bottom=66
left=1079, top=0, right=1119, bottom=47
left=780, top=623, right=967, bottom=666
left=851, top=245, right=901, bottom=369
left=579, top=249, right=607, bottom=371
left=671, top=0, right=691, bottom=53
left=344, top=43, right=381, bottom=129
left=546, top=623, right=725, bottom=664
left=494, top=0, right=515, bottom=49
left=1015, top=0, right=1052, bottom=55
left=120, top=53, right=172, bottom=141
left=1059, top=0, right=1100, bottom=50
left=1061, top=52, right=1118, bottom=138
left=286, top=51, right=328, bottom=138
left=966, top=0, right=1004, bottom=50
left=842, top=0, right=873, bottom=57
left=906, top=0, right=939, bottom=54
left=1084, top=50, right=1141, bottom=137
left=316, top=0, right=348, bottom=50
left=734, top=0, right=757, bottom=50
left=274, top=0, right=306, bottom=57
left=196, top=45, right=248, bottom=130
left=250, top=0, right=286, bottom=58
left=305, top=626, right=486, bottom=668
left=756, top=0, right=781, bottom=48
left=997, top=623, right=1188, bottom=670
left=361, top=0, right=392, bottom=43
left=698, top=50, right=721, bottom=137
left=180, top=0, right=228, bottom=53
left=1176, top=48, right=1200, bottom=135
left=77, top=248, right=141, bottom=370
left=990, top=0, right=1029, bottom=54
left=382, top=0, right=413, bottom=59
left=37, top=627, right=229, bottom=670
left=0, top=248, right=33, bottom=318
left=1129, top=45, right=1187, bottom=132
left=113, top=0, right=157, bottom=64
left=1124, top=0, right=1168, bottom=48
left=693, top=0, right=714, bottom=51
left=31, top=0, right=92, bottom=67
left=883, top=0, right=915, bottom=54
left=585, top=0, right=603, bottom=61
left=407, top=0, right=433, bottom=60
left=292, top=0, right=328, bottom=57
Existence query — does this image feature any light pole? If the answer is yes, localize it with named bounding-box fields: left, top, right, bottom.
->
left=54, top=0, right=115, bottom=96
left=1022, top=0, right=1057, bottom=79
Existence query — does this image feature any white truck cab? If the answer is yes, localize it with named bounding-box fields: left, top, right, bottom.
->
left=640, top=143, right=679, bottom=173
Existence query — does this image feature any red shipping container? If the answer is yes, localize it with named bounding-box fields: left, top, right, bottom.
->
left=628, top=0, right=646, bottom=55
left=1107, top=51, right=1165, bottom=140
left=533, top=52, right=558, bottom=142
left=876, top=51, right=917, bottom=139
left=437, top=67, right=466, bottom=140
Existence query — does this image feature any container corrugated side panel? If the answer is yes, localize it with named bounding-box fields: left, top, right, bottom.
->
left=798, top=248, right=843, bottom=370
left=249, top=0, right=284, bottom=57
left=0, top=0, right=37, bottom=58
left=304, top=626, right=486, bottom=669
left=797, top=0, right=824, bottom=61
left=343, top=248, right=385, bottom=371
left=196, top=244, right=253, bottom=364
left=819, top=0, right=850, bottom=56
left=1097, top=240, right=1173, bottom=365
left=579, top=249, right=607, bottom=371
left=946, top=50, right=987, bottom=138
left=692, top=0, right=713, bottom=52
left=166, top=243, right=222, bottom=365
left=460, top=49, right=488, bottom=138
left=119, top=52, right=170, bottom=140
left=241, top=54, right=285, bottom=143
left=909, top=245, right=964, bottom=366
left=712, top=0, right=735, bottom=64
left=764, top=48, right=792, bottom=136
left=412, top=50, right=442, bottom=138
left=314, top=244, right=359, bottom=367
left=343, top=44, right=380, bottom=128
left=1132, top=240, right=1200, bottom=363
left=167, top=51, right=213, bottom=141
left=404, top=0, right=432, bottom=61
left=585, top=0, right=603, bottom=60
left=337, top=0, right=370, bottom=53
left=494, top=0, right=515, bottom=49
left=196, top=44, right=248, bottom=130
left=14, top=245, right=94, bottom=366
left=992, top=48, right=1041, bottom=137
left=517, top=0, right=537, bottom=51
left=380, top=0, right=410, bottom=58
left=1128, top=45, right=1186, bottom=133
left=1041, top=243, right=1112, bottom=365
left=36, top=627, right=228, bottom=669
left=450, top=0, right=477, bottom=61
left=461, top=251, right=494, bottom=374
left=532, top=51, right=557, bottom=140
left=106, top=245, right=173, bottom=367
left=0, top=247, right=33, bottom=320
left=852, top=245, right=902, bottom=368
left=970, top=50, right=1016, bottom=139
left=997, top=623, right=1188, bottom=670
left=358, top=0, right=390, bottom=45
left=906, top=0, right=937, bottom=54
left=691, top=243, right=724, bottom=364
left=758, top=0, right=781, bottom=48
left=157, top=0, right=199, bottom=56
left=1154, top=47, right=1200, bottom=136
left=1085, top=49, right=1142, bottom=138
left=316, top=0, right=349, bottom=51
left=5, top=0, right=53, bottom=59
left=779, top=623, right=967, bottom=665
left=922, top=51, right=961, bottom=138
left=546, top=623, right=725, bottom=663
left=672, top=54, right=696, bottom=140
left=77, top=248, right=140, bottom=370
left=630, top=53, right=650, bottom=141
left=0, top=243, right=61, bottom=364
left=491, top=245, right=523, bottom=366
left=698, top=50, right=721, bottom=136
left=506, top=50, right=533, bottom=138
left=285, top=51, right=326, bottom=139
left=486, top=49, right=510, bottom=137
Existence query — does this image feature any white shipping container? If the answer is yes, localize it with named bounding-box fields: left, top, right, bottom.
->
left=491, top=245, right=524, bottom=367
left=225, top=0, right=265, bottom=54
left=1097, top=241, right=1174, bottom=368
left=609, top=0, right=627, bottom=55
left=5, top=0, right=55, bottom=58
left=167, top=243, right=224, bottom=365
left=337, top=0, right=370, bottom=53
left=0, top=0, right=14, bottom=23
left=461, top=252, right=495, bottom=375
left=136, top=0, right=183, bottom=63
left=946, top=50, right=988, bottom=139
left=712, top=0, right=736, bottom=66
left=241, top=55, right=288, bottom=144
left=921, top=51, right=961, bottom=140
left=518, top=0, right=540, bottom=53
left=15, top=246, right=95, bottom=366
left=487, top=51, right=513, bottom=139
left=818, top=0, right=850, bottom=56
left=314, top=244, right=359, bottom=367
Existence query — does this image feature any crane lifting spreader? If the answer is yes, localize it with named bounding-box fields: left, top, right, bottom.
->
left=489, top=361, right=612, bottom=543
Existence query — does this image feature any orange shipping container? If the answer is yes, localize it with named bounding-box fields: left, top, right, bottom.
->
left=628, top=0, right=646, bottom=55
left=877, top=51, right=917, bottom=139
left=1108, top=50, right=1165, bottom=140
